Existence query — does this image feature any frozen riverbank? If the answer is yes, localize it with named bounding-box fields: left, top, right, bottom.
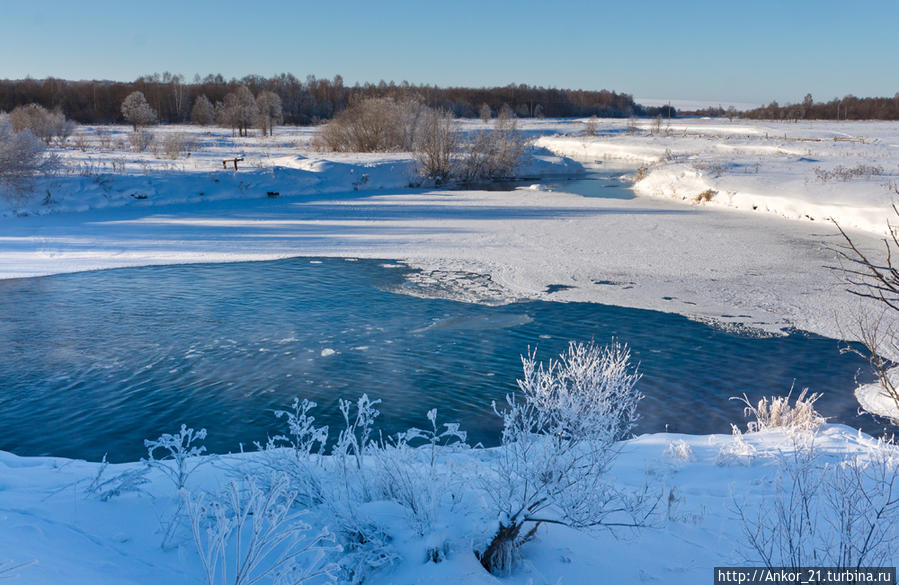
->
left=537, top=119, right=899, bottom=237
left=1, top=422, right=891, bottom=585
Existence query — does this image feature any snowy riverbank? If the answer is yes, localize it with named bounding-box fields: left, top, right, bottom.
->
left=536, top=119, right=899, bottom=237
left=1, top=422, right=892, bottom=585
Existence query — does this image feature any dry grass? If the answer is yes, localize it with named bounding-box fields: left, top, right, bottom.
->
left=694, top=189, right=716, bottom=203
left=731, top=387, right=826, bottom=432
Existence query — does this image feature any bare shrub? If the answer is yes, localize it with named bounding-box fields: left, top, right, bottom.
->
left=162, top=132, right=197, bottom=159
left=694, top=188, right=716, bottom=203
left=736, top=435, right=899, bottom=569
left=97, top=129, right=112, bottom=151
left=627, top=117, right=639, bottom=134
left=129, top=130, right=155, bottom=152
left=315, top=97, right=426, bottom=152
left=730, top=387, right=826, bottom=432
left=692, top=159, right=728, bottom=177
left=9, top=103, right=76, bottom=145
left=716, top=425, right=759, bottom=466
left=814, top=164, right=885, bottom=183
left=478, top=340, right=653, bottom=574
left=457, top=108, right=526, bottom=182
left=832, top=208, right=899, bottom=417
left=73, top=132, right=89, bottom=152
left=413, top=108, right=457, bottom=184
left=584, top=116, right=597, bottom=136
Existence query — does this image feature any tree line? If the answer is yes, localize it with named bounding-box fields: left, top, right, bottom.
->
left=0, top=73, right=672, bottom=126
left=742, top=93, right=899, bottom=121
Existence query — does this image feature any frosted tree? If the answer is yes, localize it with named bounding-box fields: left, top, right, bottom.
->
left=219, top=85, right=258, bottom=137
left=255, top=90, right=283, bottom=136
left=190, top=95, right=215, bottom=126
left=479, top=103, right=492, bottom=123
left=121, top=91, right=157, bottom=130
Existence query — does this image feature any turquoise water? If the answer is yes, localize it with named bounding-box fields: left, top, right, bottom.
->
left=0, top=257, right=880, bottom=462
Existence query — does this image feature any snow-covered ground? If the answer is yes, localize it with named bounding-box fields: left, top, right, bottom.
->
left=0, top=121, right=892, bottom=340
left=2, top=120, right=899, bottom=584
left=2, top=420, right=892, bottom=585
left=536, top=118, right=899, bottom=237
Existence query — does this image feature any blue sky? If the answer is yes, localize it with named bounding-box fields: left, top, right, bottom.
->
left=2, top=0, right=896, bottom=105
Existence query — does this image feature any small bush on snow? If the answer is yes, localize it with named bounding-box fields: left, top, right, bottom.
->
left=478, top=340, right=654, bottom=575
left=144, top=424, right=210, bottom=491
left=187, top=474, right=340, bottom=585
left=716, top=424, right=759, bottom=466
left=665, top=439, right=695, bottom=462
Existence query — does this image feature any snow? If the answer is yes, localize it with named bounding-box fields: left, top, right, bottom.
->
left=0, top=424, right=891, bottom=585
left=855, top=368, right=899, bottom=420
left=536, top=118, right=899, bottom=237
left=2, top=120, right=899, bottom=583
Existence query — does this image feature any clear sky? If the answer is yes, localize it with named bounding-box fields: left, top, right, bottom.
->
left=2, top=0, right=896, bottom=106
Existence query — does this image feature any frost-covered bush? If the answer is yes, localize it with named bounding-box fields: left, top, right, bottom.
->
left=0, top=115, right=60, bottom=197
left=9, top=103, right=76, bottom=146
left=478, top=340, right=650, bottom=574
left=144, top=424, right=209, bottom=491
left=258, top=396, right=469, bottom=583
left=716, top=425, right=759, bottom=466
left=188, top=474, right=340, bottom=585
left=731, top=387, right=825, bottom=432
left=372, top=408, right=468, bottom=535
left=84, top=455, right=150, bottom=501
left=736, top=435, right=899, bottom=569
left=665, top=439, right=695, bottom=462
left=456, top=109, right=526, bottom=182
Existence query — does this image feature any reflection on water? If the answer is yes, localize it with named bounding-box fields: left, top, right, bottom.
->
left=0, top=257, right=879, bottom=462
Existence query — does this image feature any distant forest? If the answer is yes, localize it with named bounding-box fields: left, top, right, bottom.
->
left=741, top=93, right=899, bottom=121
left=0, top=73, right=673, bottom=125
